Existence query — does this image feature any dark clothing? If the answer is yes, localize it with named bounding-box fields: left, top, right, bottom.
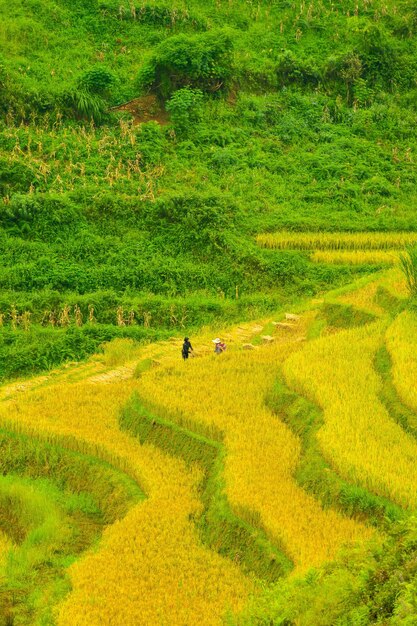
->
left=182, top=339, right=193, bottom=360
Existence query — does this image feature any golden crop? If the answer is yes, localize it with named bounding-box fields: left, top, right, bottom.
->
left=137, top=319, right=372, bottom=573
left=0, top=531, right=11, bottom=571
left=2, top=274, right=413, bottom=623
left=386, top=311, right=417, bottom=416
left=284, top=322, right=417, bottom=509
left=0, top=374, right=251, bottom=626
left=311, top=250, right=399, bottom=265
left=336, top=267, right=408, bottom=316
left=257, top=231, right=417, bottom=250
left=337, top=279, right=386, bottom=316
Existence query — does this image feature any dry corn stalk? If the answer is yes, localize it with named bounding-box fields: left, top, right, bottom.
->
left=59, top=305, right=71, bottom=327
left=143, top=311, right=152, bottom=328
left=74, top=305, right=83, bottom=327
left=116, top=306, right=125, bottom=327
left=88, top=305, right=96, bottom=324
left=10, top=306, right=18, bottom=330
left=48, top=311, right=57, bottom=327
left=21, top=311, right=31, bottom=331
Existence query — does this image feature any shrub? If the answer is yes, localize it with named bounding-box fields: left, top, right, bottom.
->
left=1, top=194, right=84, bottom=238
left=137, top=30, right=234, bottom=100
left=144, top=190, right=240, bottom=249
left=276, top=51, right=321, bottom=89
left=66, top=89, right=107, bottom=123
left=137, top=121, right=168, bottom=163
left=77, top=67, right=115, bottom=96
left=166, top=87, right=203, bottom=134
left=400, top=245, right=417, bottom=298
left=359, top=24, right=402, bottom=89
left=362, top=175, right=396, bottom=198
left=0, top=159, right=35, bottom=196
left=64, top=67, right=115, bottom=122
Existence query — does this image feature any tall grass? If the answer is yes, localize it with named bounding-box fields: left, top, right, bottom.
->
left=258, top=232, right=417, bottom=251
left=399, top=245, right=417, bottom=297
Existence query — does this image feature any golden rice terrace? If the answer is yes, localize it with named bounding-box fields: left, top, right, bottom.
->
left=1, top=251, right=417, bottom=624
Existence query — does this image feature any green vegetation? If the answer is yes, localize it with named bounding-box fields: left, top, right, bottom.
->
left=375, top=344, right=417, bottom=438
left=317, top=300, right=377, bottom=328
left=2, top=0, right=417, bottom=378
left=400, top=245, right=417, bottom=298
left=3, top=0, right=417, bottom=622
left=0, top=428, right=143, bottom=625
left=237, top=516, right=417, bottom=625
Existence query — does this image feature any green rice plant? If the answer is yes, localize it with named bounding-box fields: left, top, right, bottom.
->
left=400, top=245, right=417, bottom=298
left=0, top=427, right=144, bottom=625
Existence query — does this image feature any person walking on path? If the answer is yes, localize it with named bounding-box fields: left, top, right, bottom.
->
left=212, top=338, right=226, bottom=354
left=182, top=337, right=193, bottom=360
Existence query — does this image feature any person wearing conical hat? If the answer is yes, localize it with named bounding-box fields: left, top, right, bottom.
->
left=212, top=338, right=226, bottom=354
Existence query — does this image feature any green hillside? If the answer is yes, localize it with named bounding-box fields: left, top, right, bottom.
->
left=3, top=3, right=417, bottom=624
left=1, top=0, right=417, bottom=376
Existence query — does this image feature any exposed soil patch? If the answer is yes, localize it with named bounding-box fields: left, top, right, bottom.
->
left=111, top=95, right=169, bottom=125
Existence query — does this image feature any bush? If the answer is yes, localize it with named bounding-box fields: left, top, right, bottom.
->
left=137, top=30, right=234, bottom=100
left=77, top=67, right=115, bottom=96
left=362, top=175, right=396, bottom=198
left=1, top=194, right=84, bottom=238
left=63, top=67, right=115, bottom=122
left=137, top=122, right=168, bottom=163
left=166, top=88, right=203, bottom=134
left=359, top=24, right=403, bottom=89
left=276, top=51, right=321, bottom=89
left=0, top=159, right=35, bottom=196
left=144, top=190, right=240, bottom=249
left=400, top=245, right=417, bottom=298
left=65, top=89, right=107, bottom=123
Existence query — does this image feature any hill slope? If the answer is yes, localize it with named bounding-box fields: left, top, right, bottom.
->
left=1, top=0, right=417, bottom=377
left=1, top=266, right=417, bottom=624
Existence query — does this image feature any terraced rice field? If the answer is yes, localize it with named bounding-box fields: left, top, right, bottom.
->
left=257, top=231, right=417, bottom=250
left=310, top=250, right=399, bottom=265
left=257, top=231, right=417, bottom=269
left=284, top=322, right=417, bottom=508
left=0, top=237, right=417, bottom=624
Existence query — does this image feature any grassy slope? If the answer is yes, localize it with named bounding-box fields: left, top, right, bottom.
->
left=2, top=7, right=417, bottom=621
left=0, top=0, right=416, bottom=378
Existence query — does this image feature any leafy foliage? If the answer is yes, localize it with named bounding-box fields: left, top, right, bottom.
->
left=77, top=67, right=115, bottom=95
left=166, top=87, right=204, bottom=134
left=2, top=1, right=417, bottom=623
left=400, top=245, right=417, bottom=298
left=137, top=30, right=234, bottom=99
